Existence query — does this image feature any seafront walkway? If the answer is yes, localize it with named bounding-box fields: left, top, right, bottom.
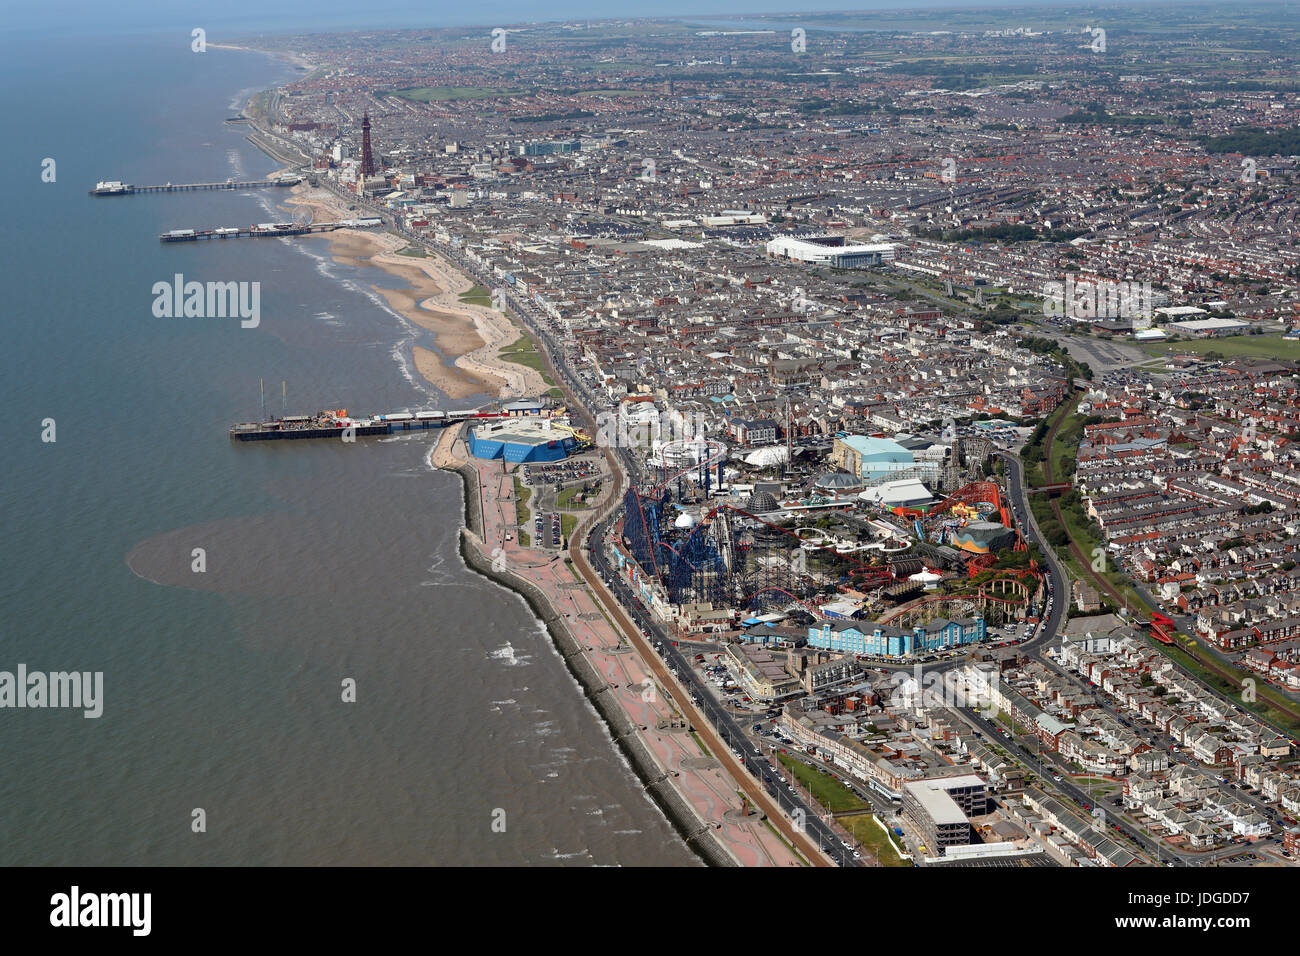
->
left=455, top=439, right=805, bottom=866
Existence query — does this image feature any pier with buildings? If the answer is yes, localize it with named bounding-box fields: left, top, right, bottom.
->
left=229, top=408, right=499, bottom=441
left=90, top=177, right=301, bottom=196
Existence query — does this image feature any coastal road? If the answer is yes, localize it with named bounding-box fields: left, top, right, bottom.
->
left=582, top=523, right=859, bottom=867
left=466, top=452, right=803, bottom=866
left=571, top=510, right=848, bottom=865
left=431, top=264, right=839, bottom=865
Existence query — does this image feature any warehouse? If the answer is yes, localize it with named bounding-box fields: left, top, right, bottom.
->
left=1166, top=317, right=1250, bottom=337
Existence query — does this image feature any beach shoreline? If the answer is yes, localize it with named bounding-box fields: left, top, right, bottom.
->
left=280, top=185, right=551, bottom=402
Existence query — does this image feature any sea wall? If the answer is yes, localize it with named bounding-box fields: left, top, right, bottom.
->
left=451, top=476, right=736, bottom=867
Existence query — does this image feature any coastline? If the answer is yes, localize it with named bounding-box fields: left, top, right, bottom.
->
left=241, top=99, right=804, bottom=865
left=433, top=425, right=796, bottom=867
left=282, top=185, right=550, bottom=402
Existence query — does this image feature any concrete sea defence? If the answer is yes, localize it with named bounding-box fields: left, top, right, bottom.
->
left=448, top=463, right=736, bottom=867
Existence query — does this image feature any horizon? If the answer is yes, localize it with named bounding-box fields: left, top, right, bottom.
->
left=4, top=0, right=1220, bottom=41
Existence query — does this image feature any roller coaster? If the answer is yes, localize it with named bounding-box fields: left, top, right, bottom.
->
left=620, top=484, right=896, bottom=618
left=656, top=438, right=729, bottom=499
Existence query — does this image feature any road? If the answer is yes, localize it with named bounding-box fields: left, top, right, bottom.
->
left=584, top=521, right=861, bottom=866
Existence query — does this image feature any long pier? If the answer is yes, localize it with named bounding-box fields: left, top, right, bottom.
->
left=160, top=222, right=343, bottom=242
left=90, top=178, right=300, bottom=196
left=230, top=409, right=505, bottom=442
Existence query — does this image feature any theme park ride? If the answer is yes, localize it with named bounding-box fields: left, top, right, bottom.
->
left=620, top=478, right=896, bottom=619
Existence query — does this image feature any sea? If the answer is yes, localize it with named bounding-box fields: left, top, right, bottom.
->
left=0, top=26, right=699, bottom=865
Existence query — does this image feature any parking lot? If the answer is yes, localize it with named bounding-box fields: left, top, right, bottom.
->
left=521, top=456, right=599, bottom=487
left=532, top=509, right=561, bottom=549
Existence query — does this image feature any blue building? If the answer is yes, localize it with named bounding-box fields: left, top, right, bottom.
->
left=833, top=435, right=916, bottom=483
left=467, top=419, right=576, bottom=463
left=806, top=615, right=986, bottom=658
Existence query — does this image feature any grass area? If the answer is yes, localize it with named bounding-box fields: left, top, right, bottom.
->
left=1022, top=394, right=1078, bottom=488
left=396, top=244, right=427, bottom=258
left=1138, top=334, right=1300, bottom=362
left=499, top=334, right=557, bottom=386
left=458, top=284, right=493, bottom=308
left=1048, top=412, right=1085, bottom=487
left=776, top=753, right=868, bottom=813
left=840, top=814, right=908, bottom=867
left=513, top=475, right=532, bottom=525
left=547, top=387, right=565, bottom=402
left=557, top=483, right=600, bottom=510
left=690, top=731, right=712, bottom=758
left=518, top=530, right=530, bottom=547
left=387, top=86, right=519, bottom=102
left=1070, top=776, right=1118, bottom=790
left=560, top=513, right=577, bottom=540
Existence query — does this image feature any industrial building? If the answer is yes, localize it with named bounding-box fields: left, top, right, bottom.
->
left=832, top=435, right=931, bottom=485
left=1165, top=317, right=1251, bottom=337
left=467, top=418, right=579, bottom=463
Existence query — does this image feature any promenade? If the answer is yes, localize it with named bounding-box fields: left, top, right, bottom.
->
left=433, top=425, right=810, bottom=866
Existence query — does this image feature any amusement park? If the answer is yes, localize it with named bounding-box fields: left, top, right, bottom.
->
left=609, top=432, right=1049, bottom=658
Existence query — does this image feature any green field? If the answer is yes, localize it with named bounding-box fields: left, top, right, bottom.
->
left=560, top=513, right=577, bottom=540
left=387, top=86, right=519, bottom=102
left=557, top=484, right=599, bottom=510
left=499, top=335, right=557, bottom=386
left=1139, top=335, right=1300, bottom=362
left=776, top=753, right=867, bottom=813
left=396, top=244, right=427, bottom=258
left=458, top=284, right=493, bottom=308
left=840, top=814, right=908, bottom=867
left=513, top=475, right=531, bottom=524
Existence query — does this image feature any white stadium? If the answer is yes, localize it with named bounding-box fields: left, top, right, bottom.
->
left=766, top=235, right=897, bottom=268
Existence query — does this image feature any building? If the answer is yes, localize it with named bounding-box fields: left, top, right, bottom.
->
left=728, top=418, right=778, bottom=446
left=467, top=418, right=578, bottom=463
left=902, top=774, right=988, bottom=855
left=833, top=435, right=924, bottom=484
left=950, top=520, right=1016, bottom=555
left=807, top=615, right=986, bottom=658
left=725, top=644, right=802, bottom=700
left=766, top=235, right=896, bottom=268
left=1166, top=317, right=1250, bottom=337
left=1074, top=580, right=1103, bottom=612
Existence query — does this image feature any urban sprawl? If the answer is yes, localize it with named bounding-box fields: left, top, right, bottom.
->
left=237, top=4, right=1300, bottom=866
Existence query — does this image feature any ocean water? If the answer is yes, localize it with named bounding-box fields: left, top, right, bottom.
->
left=0, top=29, right=696, bottom=865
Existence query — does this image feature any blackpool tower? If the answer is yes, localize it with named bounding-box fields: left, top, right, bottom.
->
left=360, top=111, right=376, bottom=178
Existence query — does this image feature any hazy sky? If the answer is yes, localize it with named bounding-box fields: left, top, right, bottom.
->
left=6, top=0, right=1186, bottom=39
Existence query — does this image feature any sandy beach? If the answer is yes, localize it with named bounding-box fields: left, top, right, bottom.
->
left=282, top=185, right=550, bottom=402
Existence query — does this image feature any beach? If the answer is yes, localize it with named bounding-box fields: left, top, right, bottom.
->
left=283, top=185, right=550, bottom=402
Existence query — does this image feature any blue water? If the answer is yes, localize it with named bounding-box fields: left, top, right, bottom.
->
left=0, top=29, right=695, bottom=865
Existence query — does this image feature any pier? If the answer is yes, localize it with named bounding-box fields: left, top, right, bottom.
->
left=90, top=177, right=300, bottom=196
left=230, top=409, right=505, bottom=442
left=160, top=222, right=343, bottom=242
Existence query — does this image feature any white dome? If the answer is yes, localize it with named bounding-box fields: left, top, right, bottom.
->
left=674, top=512, right=699, bottom=530
left=744, top=445, right=789, bottom=467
